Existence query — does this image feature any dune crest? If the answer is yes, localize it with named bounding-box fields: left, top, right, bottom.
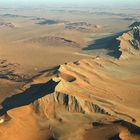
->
left=0, top=7, right=140, bottom=140
left=30, top=55, right=140, bottom=126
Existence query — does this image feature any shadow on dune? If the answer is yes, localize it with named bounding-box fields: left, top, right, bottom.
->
left=37, top=19, right=58, bottom=25
left=109, top=134, right=121, bottom=140
left=109, top=120, right=140, bottom=140
left=32, top=66, right=59, bottom=80
left=83, top=31, right=128, bottom=58
left=121, top=121, right=140, bottom=134
left=0, top=79, right=59, bottom=116
left=129, top=21, right=140, bottom=28
left=113, top=120, right=140, bottom=134
left=48, top=137, right=57, bottom=140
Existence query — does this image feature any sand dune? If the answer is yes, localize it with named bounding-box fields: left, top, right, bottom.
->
left=0, top=7, right=140, bottom=140
left=0, top=28, right=138, bottom=139
left=24, top=27, right=140, bottom=139
left=117, top=26, right=140, bottom=59
left=26, top=36, right=80, bottom=48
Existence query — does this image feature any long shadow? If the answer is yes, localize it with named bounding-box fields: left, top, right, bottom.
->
left=31, top=66, right=59, bottom=80
left=129, top=22, right=140, bottom=28
left=0, top=79, right=59, bottom=116
left=37, top=19, right=58, bottom=25
left=113, top=120, right=140, bottom=134
left=109, top=134, right=121, bottom=140
left=83, top=30, right=129, bottom=58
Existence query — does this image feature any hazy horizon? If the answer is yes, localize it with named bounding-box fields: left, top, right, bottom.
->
left=0, top=0, right=140, bottom=8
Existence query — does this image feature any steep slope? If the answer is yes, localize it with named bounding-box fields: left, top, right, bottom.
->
left=29, top=28, right=140, bottom=139
left=117, top=26, right=140, bottom=58
left=0, top=28, right=140, bottom=140
left=31, top=57, right=140, bottom=125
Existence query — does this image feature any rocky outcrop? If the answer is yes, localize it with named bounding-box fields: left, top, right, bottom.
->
left=117, top=26, right=140, bottom=58
left=26, top=36, right=80, bottom=48
left=33, top=91, right=109, bottom=120
left=0, top=22, right=15, bottom=29
left=30, top=56, right=140, bottom=127
left=0, top=59, right=30, bottom=82
left=65, top=22, right=102, bottom=33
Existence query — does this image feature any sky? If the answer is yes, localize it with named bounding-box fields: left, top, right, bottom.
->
left=0, top=0, right=140, bottom=7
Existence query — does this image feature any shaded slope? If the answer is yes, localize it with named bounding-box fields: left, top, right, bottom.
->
left=0, top=26, right=140, bottom=140
left=129, top=21, right=140, bottom=28
left=0, top=79, right=59, bottom=116
left=83, top=27, right=140, bottom=59
left=29, top=56, right=140, bottom=126
left=117, top=26, right=140, bottom=58
left=83, top=31, right=126, bottom=58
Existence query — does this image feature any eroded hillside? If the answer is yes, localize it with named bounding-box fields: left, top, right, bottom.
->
left=0, top=26, right=140, bottom=140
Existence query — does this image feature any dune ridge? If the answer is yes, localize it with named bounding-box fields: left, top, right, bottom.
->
left=0, top=18, right=140, bottom=140
left=117, top=26, right=140, bottom=59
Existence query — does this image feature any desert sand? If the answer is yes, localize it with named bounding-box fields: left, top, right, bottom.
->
left=0, top=5, right=140, bottom=140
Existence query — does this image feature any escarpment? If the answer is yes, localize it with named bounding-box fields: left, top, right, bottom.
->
left=33, top=91, right=109, bottom=120
left=30, top=56, right=140, bottom=127
left=117, top=26, right=140, bottom=58
left=1, top=27, right=139, bottom=131
left=0, top=7, right=140, bottom=140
